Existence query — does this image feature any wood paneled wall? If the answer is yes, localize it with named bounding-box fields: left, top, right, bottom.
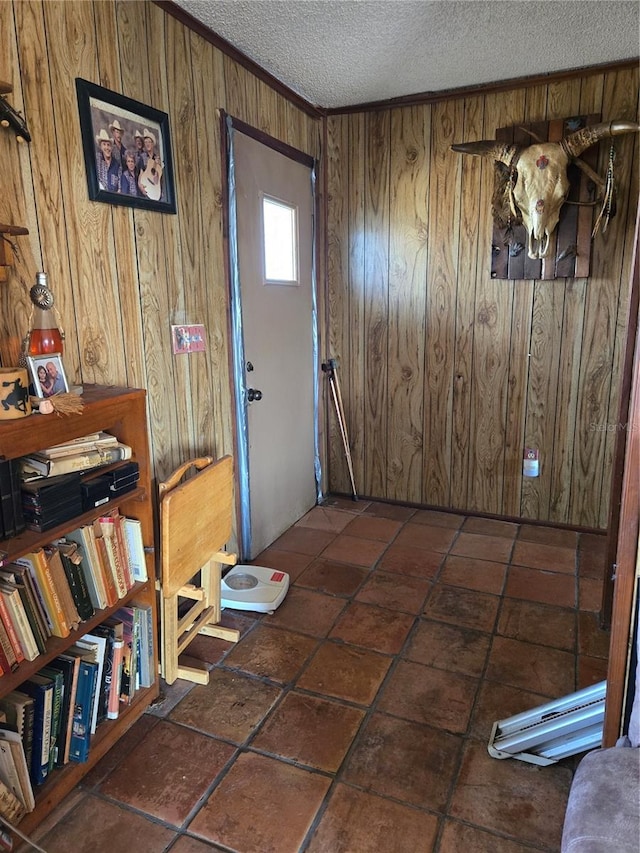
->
left=0, top=0, right=321, bottom=491
left=1, top=2, right=638, bottom=534
left=327, top=68, right=639, bottom=529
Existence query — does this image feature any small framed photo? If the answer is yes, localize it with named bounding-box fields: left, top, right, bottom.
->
left=75, top=77, right=177, bottom=214
left=27, top=354, right=69, bottom=398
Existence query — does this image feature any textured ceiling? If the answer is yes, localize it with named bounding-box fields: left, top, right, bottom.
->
left=172, top=0, right=639, bottom=109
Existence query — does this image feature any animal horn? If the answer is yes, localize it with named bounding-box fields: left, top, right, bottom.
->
left=562, top=120, right=640, bottom=158
left=451, top=140, right=521, bottom=167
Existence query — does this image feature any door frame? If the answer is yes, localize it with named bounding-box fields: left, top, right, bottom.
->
left=602, top=206, right=640, bottom=629
left=603, top=210, right=640, bottom=745
left=220, top=112, right=322, bottom=559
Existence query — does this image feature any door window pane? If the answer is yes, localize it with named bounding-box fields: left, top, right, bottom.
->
left=262, top=195, right=298, bottom=284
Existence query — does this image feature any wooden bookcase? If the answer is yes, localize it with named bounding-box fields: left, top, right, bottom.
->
left=0, top=385, right=159, bottom=833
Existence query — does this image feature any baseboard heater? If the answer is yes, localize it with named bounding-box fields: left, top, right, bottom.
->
left=488, top=680, right=606, bottom=766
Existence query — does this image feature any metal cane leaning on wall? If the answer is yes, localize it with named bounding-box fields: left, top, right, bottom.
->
left=322, top=358, right=358, bottom=502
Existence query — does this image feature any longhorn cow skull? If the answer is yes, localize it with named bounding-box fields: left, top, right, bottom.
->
left=452, top=120, right=639, bottom=259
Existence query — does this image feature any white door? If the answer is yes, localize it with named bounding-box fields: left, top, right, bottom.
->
left=230, top=126, right=317, bottom=559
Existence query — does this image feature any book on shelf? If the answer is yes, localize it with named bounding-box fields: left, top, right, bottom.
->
left=55, top=542, right=94, bottom=622
left=14, top=550, right=70, bottom=639
left=89, top=622, right=119, bottom=727
left=9, top=459, right=26, bottom=536
left=19, top=442, right=132, bottom=480
left=0, top=460, right=25, bottom=541
left=0, top=565, right=49, bottom=655
left=0, top=582, right=39, bottom=662
left=94, top=518, right=128, bottom=599
left=0, top=734, right=21, bottom=806
left=0, top=693, right=34, bottom=776
left=17, top=589, right=47, bottom=657
left=74, top=633, right=108, bottom=735
left=0, top=725, right=34, bottom=815
left=112, top=607, right=138, bottom=704
left=91, top=526, right=120, bottom=607
left=0, top=617, right=17, bottom=674
left=0, top=460, right=15, bottom=540
left=38, top=666, right=64, bottom=773
left=20, top=675, right=54, bottom=787
left=135, top=603, right=155, bottom=689
left=0, top=726, right=34, bottom=815
left=64, top=526, right=110, bottom=611
left=37, top=432, right=119, bottom=460
left=0, top=628, right=13, bottom=676
left=0, top=589, right=24, bottom=665
left=113, top=605, right=140, bottom=705
left=100, top=617, right=125, bottom=717
left=6, top=562, right=51, bottom=642
left=43, top=547, right=81, bottom=633
left=49, top=654, right=81, bottom=767
left=68, top=657, right=98, bottom=764
left=123, top=517, right=148, bottom=583
left=9, top=460, right=25, bottom=537
left=0, top=467, right=11, bottom=540
left=0, top=777, right=26, bottom=824
left=100, top=509, right=134, bottom=590
left=107, top=638, right=125, bottom=720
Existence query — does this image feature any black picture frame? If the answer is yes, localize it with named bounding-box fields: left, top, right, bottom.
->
left=75, top=77, right=176, bottom=214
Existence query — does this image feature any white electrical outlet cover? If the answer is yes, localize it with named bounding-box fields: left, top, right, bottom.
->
left=221, top=565, right=290, bottom=613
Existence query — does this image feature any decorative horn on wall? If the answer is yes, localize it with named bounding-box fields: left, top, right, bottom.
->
left=451, top=115, right=639, bottom=279
left=0, top=84, right=31, bottom=144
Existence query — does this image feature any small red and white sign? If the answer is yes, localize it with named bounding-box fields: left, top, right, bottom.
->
left=270, top=571, right=285, bottom=583
left=171, top=324, right=206, bottom=354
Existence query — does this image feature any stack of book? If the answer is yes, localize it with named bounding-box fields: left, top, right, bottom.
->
left=0, top=512, right=148, bottom=671
left=0, top=602, right=154, bottom=817
left=18, top=432, right=132, bottom=481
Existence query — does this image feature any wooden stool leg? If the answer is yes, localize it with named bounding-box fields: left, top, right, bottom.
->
left=199, top=558, right=240, bottom=642
left=161, top=593, right=179, bottom=685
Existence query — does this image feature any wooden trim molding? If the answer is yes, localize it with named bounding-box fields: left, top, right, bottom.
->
left=602, top=205, right=640, bottom=628
left=327, top=58, right=640, bottom=115
left=221, top=111, right=316, bottom=169
left=603, top=209, right=640, bottom=747
left=154, top=1, right=324, bottom=119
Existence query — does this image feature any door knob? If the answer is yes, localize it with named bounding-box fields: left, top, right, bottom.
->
left=247, top=388, right=263, bottom=402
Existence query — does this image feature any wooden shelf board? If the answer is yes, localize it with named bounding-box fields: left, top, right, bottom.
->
left=0, top=485, right=148, bottom=569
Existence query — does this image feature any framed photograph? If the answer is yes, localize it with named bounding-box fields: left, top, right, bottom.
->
left=75, top=77, right=177, bottom=214
left=27, top=354, right=69, bottom=398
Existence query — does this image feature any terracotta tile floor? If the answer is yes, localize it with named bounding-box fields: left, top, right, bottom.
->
left=24, top=499, right=610, bottom=853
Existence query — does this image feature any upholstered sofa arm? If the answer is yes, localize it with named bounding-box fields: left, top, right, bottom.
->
left=561, top=746, right=640, bottom=852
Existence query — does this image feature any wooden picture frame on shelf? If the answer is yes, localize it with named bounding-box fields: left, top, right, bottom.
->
left=75, top=77, right=177, bottom=214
